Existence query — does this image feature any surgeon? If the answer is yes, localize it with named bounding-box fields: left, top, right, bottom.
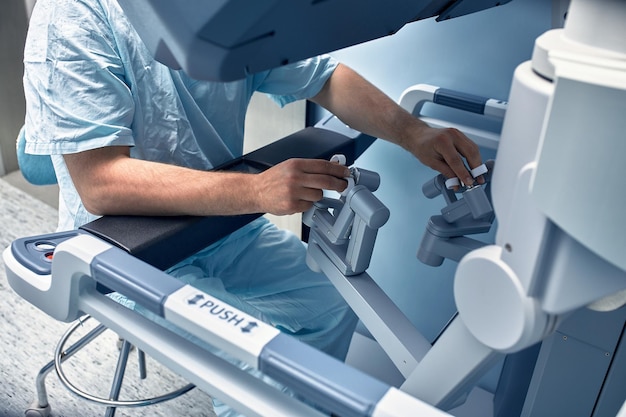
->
left=22, top=0, right=484, bottom=415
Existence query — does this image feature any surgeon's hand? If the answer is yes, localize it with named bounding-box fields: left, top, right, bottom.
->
left=255, top=158, right=350, bottom=215
left=312, top=63, right=485, bottom=186
left=400, top=124, right=485, bottom=187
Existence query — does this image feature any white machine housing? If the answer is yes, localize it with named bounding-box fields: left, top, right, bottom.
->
left=455, top=0, right=626, bottom=361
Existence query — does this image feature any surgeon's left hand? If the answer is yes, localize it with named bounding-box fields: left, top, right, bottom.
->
left=400, top=123, right=485, bottom=187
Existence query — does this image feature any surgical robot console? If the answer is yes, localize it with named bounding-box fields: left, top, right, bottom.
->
left=4, top=0, right=626, bottom=415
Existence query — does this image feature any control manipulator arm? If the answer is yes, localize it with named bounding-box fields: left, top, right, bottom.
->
left=304, top=156, right=434, bottom=382
left=304, top=156, right=390, bottom=276
left=303, top=157, right=505, bottom=411
left=417, top=160, right=495, bottom=266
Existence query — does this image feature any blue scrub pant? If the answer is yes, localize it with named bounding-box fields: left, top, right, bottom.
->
left=163, top=216, right=358, bottom=360
left=114, top=216, right=357, bottom=416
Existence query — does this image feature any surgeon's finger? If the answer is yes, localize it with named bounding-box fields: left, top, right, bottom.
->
left=259, top=159, right=351, bottom=214
left=301, top=158, right=351, bottom=178
left=454, top=134, right=485, bottom=184
left=298, top=159, right=350, bottom=192
left=295, top=186, right=325, bottom=204
left=301, top=173, right=349, bottom=194
left=435, top=133, right=479, bottom=186
left=439, top=149, right=473, bottom=187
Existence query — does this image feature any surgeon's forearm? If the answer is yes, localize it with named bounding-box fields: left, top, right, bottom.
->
left=64, top=148, right=260, bottom=217
left=311, top=64, right=427, bottom=150
left=63, top=146, right=350, bottom=218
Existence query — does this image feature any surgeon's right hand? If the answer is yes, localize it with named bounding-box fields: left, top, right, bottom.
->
left=254, top=158, right=350, bottom=216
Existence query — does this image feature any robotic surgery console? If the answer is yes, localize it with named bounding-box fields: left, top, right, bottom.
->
left=7, top=0, right=626, bottom=415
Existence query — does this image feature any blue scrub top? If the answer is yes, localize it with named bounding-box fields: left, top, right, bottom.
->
left=23, top=0, right=338, bottom=230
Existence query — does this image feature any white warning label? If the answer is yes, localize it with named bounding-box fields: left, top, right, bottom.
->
left=163, top=285, right=280, bottom=366
left=185, top=293, right=258, bottom=332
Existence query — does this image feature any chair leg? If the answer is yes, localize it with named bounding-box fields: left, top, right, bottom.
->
left=27, top=324, right=108, bottom=417
left=104, top=339, right=133, bottom=417
left=26, top=359, right=54, bottom=417
left=138, top=349, right=147, bottom=379
left=29, top=318, right=195, bottom=417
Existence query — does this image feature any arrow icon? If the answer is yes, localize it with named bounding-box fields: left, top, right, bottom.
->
left=187, top=294, right=205, bottom=305
left=241, top=321, right=258, bottom=333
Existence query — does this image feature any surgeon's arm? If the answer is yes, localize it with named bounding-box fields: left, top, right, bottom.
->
left=63, top=146, right=350, bottom=217
left=311, top=64, right=483, bottom=187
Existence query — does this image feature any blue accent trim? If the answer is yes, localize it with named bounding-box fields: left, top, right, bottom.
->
left=260, top=334, right=390, bottom=417
left=434, top=88, right=487, bottom=114
left=90, top=247, right=185, bottom=316
left=10, top=230, right=86, bottom=275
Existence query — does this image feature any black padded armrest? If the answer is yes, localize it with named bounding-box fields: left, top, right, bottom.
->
left=80, top=126, right=375, bottom=270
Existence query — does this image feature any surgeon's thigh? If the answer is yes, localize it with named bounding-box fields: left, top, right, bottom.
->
left=167, top=217, right=358, bottom=360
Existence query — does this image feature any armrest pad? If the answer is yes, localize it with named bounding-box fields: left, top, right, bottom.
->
left=80, top=126, right=375, bottom=270
left=81, top=214, right=261, bottom=271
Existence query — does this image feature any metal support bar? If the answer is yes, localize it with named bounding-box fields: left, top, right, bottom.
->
left=307, top=242, right=431, bottom=378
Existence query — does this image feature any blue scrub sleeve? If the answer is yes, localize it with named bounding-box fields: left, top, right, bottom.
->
left=23, top=0, right=135, bottom=156
left=254, top=55, right=339, bottom=108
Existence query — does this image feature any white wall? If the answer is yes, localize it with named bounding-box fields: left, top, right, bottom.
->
left=0, top=0, right=32, bottom=175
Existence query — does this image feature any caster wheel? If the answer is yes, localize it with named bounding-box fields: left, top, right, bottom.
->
left=25, top=402, right=51, bottom=417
